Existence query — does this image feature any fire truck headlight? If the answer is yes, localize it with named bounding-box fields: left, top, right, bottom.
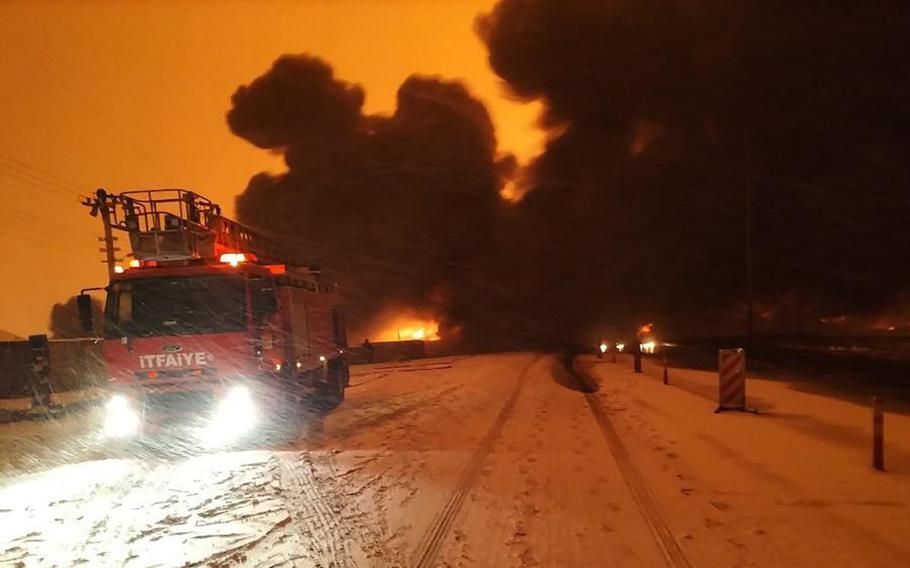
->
left=102, top=394, right=139, bottom=438
left=200, top=385, right=257, bottom=446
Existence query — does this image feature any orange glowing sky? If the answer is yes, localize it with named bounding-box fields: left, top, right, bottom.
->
left=0, top=0, right=543, bottom=337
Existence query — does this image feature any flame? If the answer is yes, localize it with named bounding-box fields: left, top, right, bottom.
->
left=389, top=320, right=441, bottom=342
left=499, top=180, right=523, bottom=203
left=629, top=119, right=664, bottom=157
left=498, top=165, right=536, bottom=204
left=363, top=308, right=442, bottom=343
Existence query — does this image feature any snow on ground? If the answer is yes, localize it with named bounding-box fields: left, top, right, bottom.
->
left=581, top=354, right=910, bottom=567
left=1, top=352, right=909, bottom=566
left=0, top=452, right=290, bottom=566
left=0, top=388, right=102, bottom=413
left=0, top=405, right=102, bottom=474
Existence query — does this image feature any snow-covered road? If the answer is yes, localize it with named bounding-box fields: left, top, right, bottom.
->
left=2, top=352, right=909, bottom=567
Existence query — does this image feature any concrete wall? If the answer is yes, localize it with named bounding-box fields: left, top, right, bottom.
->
left=346, top=340, right=426, bottom=364
left=0, top=339, right=106, bottom=398
left=0, top=341, right=32, bottom=398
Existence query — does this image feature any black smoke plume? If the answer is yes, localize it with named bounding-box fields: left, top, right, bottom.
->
left=228, top=55, right=508, bottom=339
left=475, top=0, right=910, bottom=343
left=230, top=2, right=910, bottom=351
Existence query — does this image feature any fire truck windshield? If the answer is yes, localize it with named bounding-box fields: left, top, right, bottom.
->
left=104, top=275, right=247, bottom=338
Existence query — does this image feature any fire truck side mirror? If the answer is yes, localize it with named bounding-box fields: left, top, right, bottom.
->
left=77, top=294, right=94, bottom=335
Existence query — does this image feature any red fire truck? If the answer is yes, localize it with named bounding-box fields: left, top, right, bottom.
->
left=78, top=189, right=348, bottom=445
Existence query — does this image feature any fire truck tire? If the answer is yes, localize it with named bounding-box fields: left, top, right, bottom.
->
left=318, top=358, right=348, bottom=408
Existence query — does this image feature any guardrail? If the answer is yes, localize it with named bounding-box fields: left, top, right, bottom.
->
left=0, top=338, right=106, bottom=399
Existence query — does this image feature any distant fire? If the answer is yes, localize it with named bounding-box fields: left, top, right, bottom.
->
left=392, top=321, right=441, bottom=342
left=629, top=119, right=664, bottom=157
left=499, top=180, right=529, bottom=204
left=363, top=308, right=442, bottom=343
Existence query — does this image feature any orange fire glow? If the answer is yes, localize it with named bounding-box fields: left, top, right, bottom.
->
left=499, top=180, right=523, bottom=203
left=394, top=323, right=441, bottom=342
left=366, top=309, right=442, bottom=343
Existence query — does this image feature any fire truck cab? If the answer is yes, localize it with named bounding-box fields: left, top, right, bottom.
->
left=81, top=189, right=348, bottom=445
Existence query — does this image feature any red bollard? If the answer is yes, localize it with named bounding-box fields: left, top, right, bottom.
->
left=873, top=396, right=885, bottom=471
left=662, top=358, right=669, bottom=385
left=611, top=352, right=616, bottom=364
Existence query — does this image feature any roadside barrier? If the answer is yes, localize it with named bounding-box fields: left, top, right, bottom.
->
left=873, top=396, right=885, bottom=471
left=27, top=334, right=52, bottom=409
left=716, top=348, right=746, bottom=412
left=1, top=338, right=104, bottom=398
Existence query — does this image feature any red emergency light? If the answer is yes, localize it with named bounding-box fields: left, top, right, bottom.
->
left=219, top=252, right=254, bottom=267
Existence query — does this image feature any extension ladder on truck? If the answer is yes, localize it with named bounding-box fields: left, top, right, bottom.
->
left=83, top=188, right=310, bottom=266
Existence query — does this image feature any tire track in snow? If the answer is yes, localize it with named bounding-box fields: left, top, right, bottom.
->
left=319, top=385, right=461, bottom=444
left=241, top=452, right=396, bottom=567
left=411, top=355, right=542, bottom=568
left=278, top=453, right=352, bottom=565
left=574, top=360, right=694, bottom=568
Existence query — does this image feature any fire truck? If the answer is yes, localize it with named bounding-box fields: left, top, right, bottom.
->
left=78, top=189, right=348, bottom=445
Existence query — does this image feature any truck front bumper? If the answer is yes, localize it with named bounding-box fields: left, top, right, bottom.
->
left=101, top=381, right=273, bottom=447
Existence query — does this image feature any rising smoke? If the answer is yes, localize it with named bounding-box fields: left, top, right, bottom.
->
left=227, top=55, right=510, bottom=342
left=476, top=0, right=910, bottom=341
left=229, top=2, right=910, bottom=350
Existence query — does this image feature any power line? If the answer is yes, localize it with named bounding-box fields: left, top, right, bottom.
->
left=0, top=167, right=84, bottom=201
left=0, top=228, right=86, bottom=253
left=0, top=157, right=89, bottom=197
left=3, top=39, right=168, bottom=180
left=0, top=153, right=86, bottom=194
left=0, top=208, right=89, bottom=237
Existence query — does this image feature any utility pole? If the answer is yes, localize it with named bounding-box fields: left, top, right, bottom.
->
left=745, top=164, right=754, bottom=350
left=83, top=188, right=121, bottom=277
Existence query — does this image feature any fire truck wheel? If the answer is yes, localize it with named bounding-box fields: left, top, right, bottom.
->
left=318, top=358, right=348, bottom=408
